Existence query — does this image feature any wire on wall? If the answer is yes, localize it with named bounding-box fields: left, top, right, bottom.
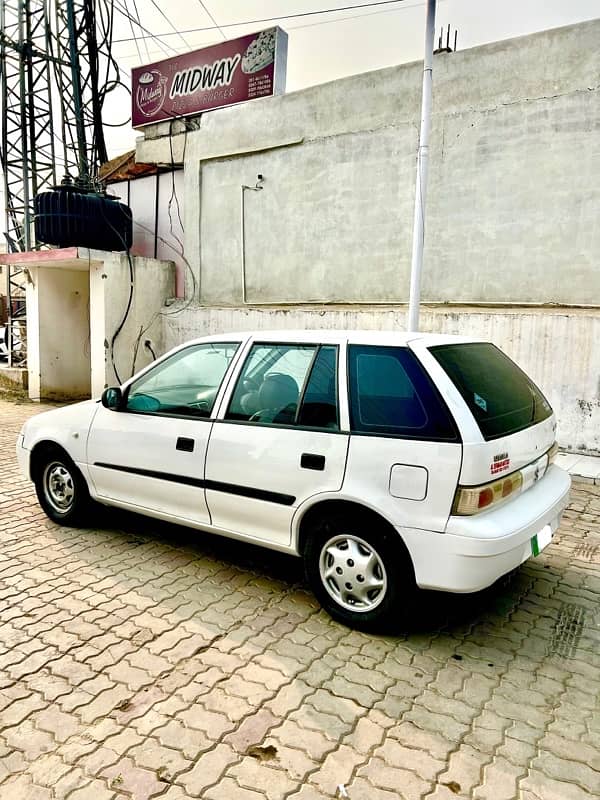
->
left=109, top=249, right=135, bottom=385
left=102, top=113, right=199, bottom=381
left=126, top=118, right=197, bottom=376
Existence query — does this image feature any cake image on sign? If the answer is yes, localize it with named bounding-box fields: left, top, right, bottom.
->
left=242, top=29, right=276, bottom=74
left=136, top=70, right=168, bottom=118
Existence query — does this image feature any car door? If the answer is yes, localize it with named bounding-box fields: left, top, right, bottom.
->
left=86, top=340, right=243, bottom=524
left=204, top=340, right=350, bottom=547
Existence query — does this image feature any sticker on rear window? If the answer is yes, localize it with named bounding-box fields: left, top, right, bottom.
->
left=474, top=393, right=487, bottom=412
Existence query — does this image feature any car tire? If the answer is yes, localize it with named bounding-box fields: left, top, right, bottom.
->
left=34, top=447, right=91, bottom=526
left=304, top=510, right=416, bottom=633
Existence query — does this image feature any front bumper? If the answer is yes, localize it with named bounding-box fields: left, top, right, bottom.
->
left=16, top=433, right=30, bottom=481
left=400, top=465, right=571, bottom=592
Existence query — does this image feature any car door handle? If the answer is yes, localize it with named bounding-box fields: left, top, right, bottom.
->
left=176, top=437, right=195, bottom=452
left=301, top=453, right=325, bottom=471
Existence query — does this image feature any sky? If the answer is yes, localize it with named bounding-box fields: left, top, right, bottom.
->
left=104, top=0, right=600, bottom=158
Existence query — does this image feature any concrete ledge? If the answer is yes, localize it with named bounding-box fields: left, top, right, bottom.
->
left=557, top=452, right=600, bottom=484
left=0, top=366, right=28, bottom=391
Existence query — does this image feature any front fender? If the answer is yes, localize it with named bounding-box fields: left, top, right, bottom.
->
left=20, top=400, right=101, bottom=477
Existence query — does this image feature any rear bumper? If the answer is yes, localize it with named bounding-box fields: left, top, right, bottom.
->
left=400, top=465, right=571, bottom=592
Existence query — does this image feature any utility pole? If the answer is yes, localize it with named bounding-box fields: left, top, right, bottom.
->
left=407, top=0, right=436, bottom=333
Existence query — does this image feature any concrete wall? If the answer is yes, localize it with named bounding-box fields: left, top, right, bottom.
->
left=0, top=264, right=5, bottom=313
left=26, top=268, right=91, bottom=400
left=135, top=20, right=600, bottom=453
left=109, top=171, right=186, bottom=298
left=89, top=251, right=175, bottom=394
left=162, top=303, right=600, bottom=456
left=137, top=19, right=600, bottom=306
left=20, top=251, right=174, bottom=400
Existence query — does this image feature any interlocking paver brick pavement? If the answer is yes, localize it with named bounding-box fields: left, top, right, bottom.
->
left=1, top=399, right=599, bottom=799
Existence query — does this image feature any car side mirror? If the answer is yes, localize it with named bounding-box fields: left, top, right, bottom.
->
left=101, top=387, right=123, bottom=410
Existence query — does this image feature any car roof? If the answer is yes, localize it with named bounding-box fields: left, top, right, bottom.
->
left=181, top=330, right=484, bottom=347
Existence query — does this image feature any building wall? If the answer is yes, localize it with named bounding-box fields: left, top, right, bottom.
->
left=137, top=19, right=600, bottom=306
left=162, top=304, right=600, bottom=456
left=109, top=171, right=185, bottom=298
left=21, top=252, right=175, bottom=401
left=27, top=268, right=91, bottom=400
left=89, top=251, right=176, bottom=394
left=136, top=20, right=600, bottom=452
left=0, top=264, right=5, bottom=322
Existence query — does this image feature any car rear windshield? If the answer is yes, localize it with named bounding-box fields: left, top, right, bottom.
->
left=429, top=343, right=552, bottom=441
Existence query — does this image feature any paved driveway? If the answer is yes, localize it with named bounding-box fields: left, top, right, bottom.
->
left=1, top=400, right=598, bottom=800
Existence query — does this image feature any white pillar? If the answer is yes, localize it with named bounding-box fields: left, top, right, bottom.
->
left=26, top=268, right=41, bottom=401
left=407, top=0, right=436, bottom=333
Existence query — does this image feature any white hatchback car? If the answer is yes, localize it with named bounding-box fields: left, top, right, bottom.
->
left=17, top=331, right=570, bottom=630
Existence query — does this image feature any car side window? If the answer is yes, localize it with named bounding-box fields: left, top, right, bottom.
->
left=226, top=343, right=340, bottom=429
left=348, top=345, right=458, bottom=440
left=126, top=342, right=239, bottom=418
left=297, top=346, right=339, bottom=429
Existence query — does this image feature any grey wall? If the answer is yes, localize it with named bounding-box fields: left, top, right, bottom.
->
left=161, top=303, right=600, bottom=456
left=136, top=19, right=600, bottom=452
left=34, top=268, right=91, bottom=400
left=138, top=19, right=600, bottom=307
left=89, top=252, right=176, bottom=392
left=109, top=171, right=185, bottom=298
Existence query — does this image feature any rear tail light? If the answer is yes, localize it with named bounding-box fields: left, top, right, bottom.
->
left=453, top=472, right=523, bottom=515
left=453, top=442, right=557, bottom=516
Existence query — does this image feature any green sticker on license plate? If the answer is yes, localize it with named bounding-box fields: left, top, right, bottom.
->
left=531, top=524, right=552, bottom=556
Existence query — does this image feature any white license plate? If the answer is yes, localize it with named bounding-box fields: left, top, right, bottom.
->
left=531, top=524, right=552, bottom=556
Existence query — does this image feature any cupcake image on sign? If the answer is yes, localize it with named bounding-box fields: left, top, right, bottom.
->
left=242, top=29, right=276, bottom=74
left=136, top=70, right=168, bottom=118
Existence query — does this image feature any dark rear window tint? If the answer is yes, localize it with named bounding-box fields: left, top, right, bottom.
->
left=348, top=345, right=458, bottom=441
left=297, top=346, right=339, bottom=429
left=430, top=343, right=552, bottom=441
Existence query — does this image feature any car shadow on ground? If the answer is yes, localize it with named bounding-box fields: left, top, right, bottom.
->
left=89, top=503, right=535, bottom=639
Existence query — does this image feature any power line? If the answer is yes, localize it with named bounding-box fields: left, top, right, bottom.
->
left=124, top=0, right=142, bottom=61
left=291, top=0, right=425, bottom=31
left=113, top=0, right=412, bottom=43
left=147, top=0, right=193, bottom=50
left=132, top=0, right=152, bottom=61
left=111, top=0, right=178, bottom=55
left=196, top=1, right=226, bottom=40
left=123, top=0, right=143, bottom=61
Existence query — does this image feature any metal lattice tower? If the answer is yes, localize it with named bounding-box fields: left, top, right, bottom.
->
left=53, top=0, right=108, bottom=184
left=1, top=0, right=115, bottom=365
left=1, top=0, right=57, bottom=253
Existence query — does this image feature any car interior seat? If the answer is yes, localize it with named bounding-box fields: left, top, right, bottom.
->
left=254, top=373, right=299, bottom=423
